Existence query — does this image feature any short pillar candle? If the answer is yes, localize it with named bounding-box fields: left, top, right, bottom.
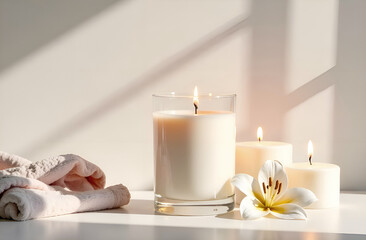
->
left=235, top=127, right=293, bottom=203
left=286, top=141, right=340, bottom=208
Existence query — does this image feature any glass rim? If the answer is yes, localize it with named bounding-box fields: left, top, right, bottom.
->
left=152, top=92, right=236, bottom=99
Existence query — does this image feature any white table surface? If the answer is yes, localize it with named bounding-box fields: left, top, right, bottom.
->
left=1, top=191, right=366, bottom=240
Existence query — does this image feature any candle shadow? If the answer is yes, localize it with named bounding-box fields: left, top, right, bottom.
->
left=215, top=210, right=243, bottom=220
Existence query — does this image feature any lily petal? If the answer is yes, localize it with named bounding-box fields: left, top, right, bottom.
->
left=258, top=160, right=288, bottom=199
left=232, top=174, right=264, bottom=203
left=270, top=203, right=307, bottom=220
left=274, top=187, right=317, bottom=207
left=239, top=197, right=269, bottom=220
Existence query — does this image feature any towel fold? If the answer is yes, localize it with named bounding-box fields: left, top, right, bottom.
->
left=0, top=152, right=106, bottom=191
left=0, top=151, right=130, bottom=221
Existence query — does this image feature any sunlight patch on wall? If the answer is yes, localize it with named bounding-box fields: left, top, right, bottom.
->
left=285, top=0, right=338, bottom=94
left=284, top=86, right=335, bottom=165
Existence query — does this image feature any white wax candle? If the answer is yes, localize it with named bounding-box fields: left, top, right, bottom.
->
left=235, top=141, right=293, bottom=203
left=153, top=110, right=236, bottom=201
left=236, top=141, right=293, bottom=176
left=286, top=162, right=340, bottom=208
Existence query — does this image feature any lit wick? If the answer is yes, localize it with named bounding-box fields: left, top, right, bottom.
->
left=308, top=140, right=313, bottom=165
left=194, top=102, right=198, bottom=115
left=193, top=86, right=199, bottom=115
left=257, top=127, right=263, bottom=143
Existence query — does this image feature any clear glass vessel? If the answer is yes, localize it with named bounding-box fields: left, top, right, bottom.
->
left=153, top=92, right=236, bottom=215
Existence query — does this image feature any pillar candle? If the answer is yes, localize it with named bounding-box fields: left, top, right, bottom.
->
left=285, top=141, right=340, bottom=208
left=235, top=127, right=292, bottom=203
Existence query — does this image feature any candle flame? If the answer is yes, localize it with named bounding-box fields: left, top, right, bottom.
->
left=308, top=140, right=313, bottom=165
left=193, top=86, right=199, bottom=114
left=257, top=127, right=263, bottom=142
left=193, top=86, right=199, bottom=104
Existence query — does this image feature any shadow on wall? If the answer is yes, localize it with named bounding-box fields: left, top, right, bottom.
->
left=243, top=0, right=336, bottom=139
left=332, top=0, right=366, bottom=191
left=243, top=0, right=366, bottom=190
left=244, top=0, right=289, bottom=141
left=18, top=14, right=249, bottom=157
left=0, top=0, right=365, bottom=191
left=0, top=0, right=123, bottom=73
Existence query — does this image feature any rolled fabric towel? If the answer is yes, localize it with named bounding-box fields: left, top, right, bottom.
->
left=0, top=151, right=32, bottom=170
left=0, top=152, right=105, bottom=191
left=0, top=183, right=130, bottom=221
left=0, top=151, right=131, bottom=221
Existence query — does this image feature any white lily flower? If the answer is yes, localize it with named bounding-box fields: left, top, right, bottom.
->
left=232, top=160, right=317, bottom=220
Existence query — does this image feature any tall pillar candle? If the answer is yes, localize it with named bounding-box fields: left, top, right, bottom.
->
left=235, top=127, right=292, bottom=203
left=286, top=141, right=340, bottom=208
left=153, top=89, right=236, bottom=215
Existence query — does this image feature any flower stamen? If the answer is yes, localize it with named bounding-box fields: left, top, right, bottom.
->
left=231, top=160, right=317, bottom=220
left=277, top=183, right=282, bottom=194
left=269, top=177, right=272, bottom=187
left=275, top=180, right=279, bottom=190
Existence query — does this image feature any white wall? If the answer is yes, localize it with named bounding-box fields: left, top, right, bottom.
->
left=1, top=0, right=365, bottom=191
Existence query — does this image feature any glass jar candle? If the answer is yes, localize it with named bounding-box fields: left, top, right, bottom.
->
left=153, top=91, right=236, bottom=215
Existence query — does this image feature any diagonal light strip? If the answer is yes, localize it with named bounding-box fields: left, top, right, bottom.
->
left=284, top=67, right=336, bottom=110
left=21, top=15, right=250, bottom=155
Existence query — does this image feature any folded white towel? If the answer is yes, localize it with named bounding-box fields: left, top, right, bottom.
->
left=0, top=152, right=130, bottom=221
